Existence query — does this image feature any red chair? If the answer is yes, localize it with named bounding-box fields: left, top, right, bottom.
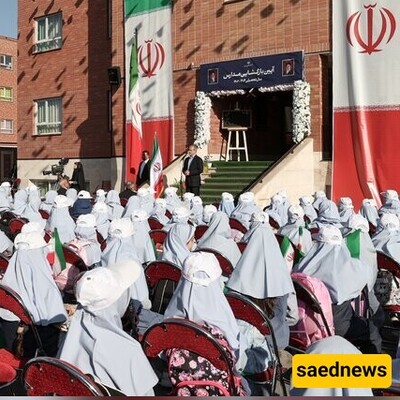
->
left=142, top=318, right=240, bottom=396
left=39, top=210, right=50, bottom=220
left=268, top=216, right=280, bottom=230
left=194, top=224, right=208, bottom=241
left=237, top=242, right=247, bottom=253
left=0, top=211, right=17, bottom=225
left=120, top=198, right=128, bottom=207
left=376, top=251, right=400, bottom=319
left=8, top=218, right=28, bottom=236
left=145, top=261, right=182, bottom=314
left=225, top=291, right=287, bottom=395
left=194, top=248, right=234, bottom=277
left=148, top=217, right=164, bottom=230
left=0, top=253, right=9, bottom=276
left=145, top=261, right=182, bottom=290
left=23, top=357, right=108, bottom=396
left=229, top=217, right=247, bottom=234
left=0, top=285, right=45, bottom=392
left=62, top=244, right=89, bottom=271
left=149, top=229, right=167, bottom=247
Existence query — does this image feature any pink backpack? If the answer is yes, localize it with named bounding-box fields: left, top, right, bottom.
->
left=290, top=272, right=335, bottom=349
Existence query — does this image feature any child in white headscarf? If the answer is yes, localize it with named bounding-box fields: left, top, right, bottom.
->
left=219, top=192, right=235, bottom=216
left=231, top=192, right=260, bottom=229
left=59, top=260, right=158, bottom=396
left=46, top=195, right=76, bottom=243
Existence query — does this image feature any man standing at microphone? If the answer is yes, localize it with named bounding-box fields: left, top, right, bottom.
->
left=182, top=144, right=203, bottom=196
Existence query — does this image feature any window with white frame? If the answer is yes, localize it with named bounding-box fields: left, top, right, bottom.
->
left=0, top=87, right=13, bottom=102
left=35, top=97, right=62, bottom=135
left=35, top=13, right=62, bottom=53
left=0, top=119, right=13, bottom=134
left=0, top=54, right=13, bottom=69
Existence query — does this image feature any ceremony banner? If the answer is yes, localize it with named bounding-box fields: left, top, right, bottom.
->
left=333, top=1, right=400, bottom=206
left=124, top=0, right=174, bottom=181
left=200, top=52, right=303, bottom=93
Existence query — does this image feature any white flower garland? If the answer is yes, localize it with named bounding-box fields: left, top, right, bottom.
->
left=208, top=89, right=246, bottom=97
left=194, top=81, right=311, bottom=146
left=292, top=80, right=311, bottom=144
left=194, top=91, right=212, bottom=149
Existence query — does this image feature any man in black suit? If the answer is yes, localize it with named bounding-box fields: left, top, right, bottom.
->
left=136, top=150, right=150, bottom=188
left=182, top=144, right=203, bottom=196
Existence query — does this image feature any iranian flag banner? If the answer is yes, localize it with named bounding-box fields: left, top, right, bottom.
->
left=124, top=0, right=174, bottom=181
left=150, top=135, right=163, bottom=198
left=333, top=1, right=400, bottom=207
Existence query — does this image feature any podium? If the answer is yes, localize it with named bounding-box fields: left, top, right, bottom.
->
left=223, top=128, right=249, bottom=162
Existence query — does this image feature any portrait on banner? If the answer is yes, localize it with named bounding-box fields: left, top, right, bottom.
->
left=282, top=59, right=295, bottom=76
left=208, top=68, right=219, bottom=84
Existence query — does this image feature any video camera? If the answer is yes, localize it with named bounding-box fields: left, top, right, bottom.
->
left=42, top=158, right=69, bottom=177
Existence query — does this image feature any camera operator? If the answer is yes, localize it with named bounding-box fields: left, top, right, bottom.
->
left=71, top=162, right=85, bottom=192
left=57, top=175, right=70, bottom=196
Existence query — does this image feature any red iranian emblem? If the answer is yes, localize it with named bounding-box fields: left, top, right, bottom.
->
left=138, top=39, right=166, bottom=78
left=346, top=3, right=396, bottom=54
left=153, top=162, right=162, bottom=173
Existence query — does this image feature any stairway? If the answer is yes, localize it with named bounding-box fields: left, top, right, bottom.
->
left=200, top=161, right=274, bottom=204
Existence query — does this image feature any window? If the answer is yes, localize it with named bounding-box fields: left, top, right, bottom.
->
left=0, top=54, right=12, bottom=69
left=0, top=119, right=13, bottom=134
left=35, top=97, right=62, bottom=135
left=0, top=87, right=13, bottom=102
left=35, top=13, right=62, bottom=53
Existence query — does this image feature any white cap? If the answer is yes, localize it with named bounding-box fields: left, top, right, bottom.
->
left=314, top=191, right=326, bottom=199
left=54, top=195, right=74, bottom=208
left=192, top=196, right=202, bottom=206
left=381, top=189, right=399, bottom=201
left=271, top=194, right=283, bottom=204
left=155, top=198, right=167, bottom=208
left=14, top=231, right=47, bottom=250
left=299, top=196, right=313, bottom=206
left=379, top=213, right=400, bottom=231
left=78, top=190, right=92, bottom=200
left=239, top=191, right=255, bottom=204
left=109, top=218, right=134, bottom=239
left=314, top=226, right=343, bottom=246
left=222, top=192, right=234, bottom=202
left=251, top=212, right=269, bottom=223
left=182, top=252, right=222, bottom=287
left=339, top=197, right=354, bottom=209
left=76, top=214, right=97, bottom=228
left=348, top=214, right=369, bottom=233
left=277, top=190, right=288, bottom=199
left=203, top=204, right=217, bottom=216
left=92, top=202, right=108, bottom=213
left=75, top=260, right=142, bottom=312
left=288, top=204, right=305, bottom=220
left=137, top=187, right=151, bottom=197
left=183, top=192, right=195, bottom=201
left=172, top=206, right=190, bottom=222
left=21, top=220, right=46, bottom=235
left=164, top=186, right=178, bottom=196
left=131, top=209, right=148, bottom=222
left=0, top=181, right=11, bottom=187
left=362, top=198, right=377, bottom=207
left=96, top=189, right=106, bottom=197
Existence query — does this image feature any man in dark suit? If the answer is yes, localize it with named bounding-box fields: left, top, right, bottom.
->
left=182, top=144, right=203, bottom=196
left=136, top=150, right=150, bottom=188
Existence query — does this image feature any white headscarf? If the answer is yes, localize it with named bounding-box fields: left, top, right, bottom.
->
left=196, top=211, right=241, bottom=268
left=219, top=192, right=235, bottom=216
left=227, top=224, right=293, bottom=298
left=164, top=187, right=182, bottom=212
left=106, top=190, right=124, bottom=220
left=40, top=190, right=58, bottom=214
left=164, top=252, right=241, bottom=353
left=46, top=195, right=76, bottom=243
left=293, top=226, right=375, bottom=304
left=0, top=232, right=67, bottom=325
left=130, top=210, right=156, bottom=265
left=59, top=262, right=158, bottom=396
left=150, top=198, right=169, bottom=225
left=359, top=198, right=379, bottom=227
left=372, top=214, right=400, bottom=263
left=299, top=195, right=318, bottom=222
left=231, top=192, right=260, bottom=229
left=203, top=204, right=218, bottom=224
left=162, top=223, right=195, bottom=269
left=91, top=201, right=110, bottom=240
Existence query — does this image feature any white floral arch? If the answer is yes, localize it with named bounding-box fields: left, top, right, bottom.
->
left=194, top=80, right=311, bottom=148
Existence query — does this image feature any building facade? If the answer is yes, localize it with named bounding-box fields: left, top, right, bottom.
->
left=0, top=35, right=17, bottom=181
left=18, top=0, right=332, bottom=194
